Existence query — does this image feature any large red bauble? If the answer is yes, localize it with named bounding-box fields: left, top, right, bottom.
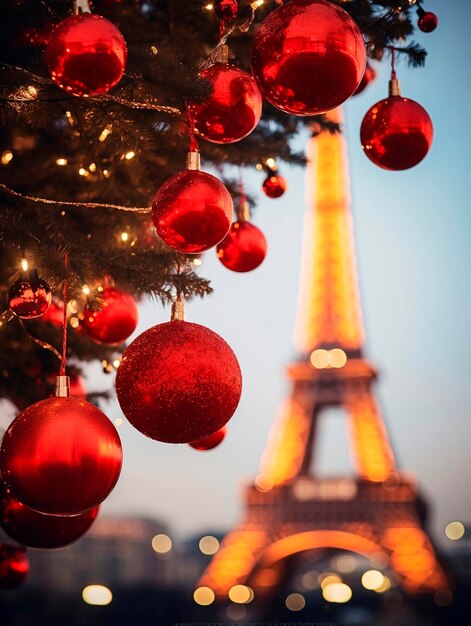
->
left=251, top=0, right=366, bottom=115
left=360, top=96, right=433, bottom=170
left=262, top=173, right=287, bottom=198
left=217, top=221, right=267, bottom=272
left=191, top=63, right=262, bottom=144
left=81, top=287, right=138, bottom=345
left=152, top=170, right=233, bottom=253
left=214, top=0, right=238, bottom=21
left=7, top=274, right=52, bottom=319
left=418, top=11, right=438, bottom=33
left=46, top=13, right=127, bottom=97
left=0, top=396, right=122, bottom=515
left=116, top=321, right=242, bottom=443
left=0, top=484, right=98, bottom=549
left=189, top=427, right=227, bottom=451
left=353, top=63, right=376, bottom=96
left=0, top=544, right=29, bottom=590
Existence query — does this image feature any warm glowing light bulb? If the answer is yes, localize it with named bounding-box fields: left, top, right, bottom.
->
left=265, top=157, right=276, bottom=169
left=361, top=570, right=384, bottom=591
left=82, top=585, right=113, bottom=606
left=1, top=150, right=13, bottom=165
left=194, top=586, right=215, bottom=606
left=99, top=127, right=112, bottom=142
left=114, top=418, right=123, bottom=426
left=56, top=158, right=68, bottom=166
left=285, top=592, right=305, bottom=611
left=121, top=232, right=129, bottom=242
left=125, top=151, right=136, bottom=160
left=113, top=359, right=121, bottom=368
left=193, top=258, right=202, bottom=266
left=445, top=521, right=465, bottom=541
left=204, top=3, right=214, bottom=10
left=319, top=573, right=342, bottom=589
left=199, top=535, right=220, bottom=556
left=151, top=534, right=172, bottom=554
left=82, top=285, right=90, bottom=295
left=322, top=582, right=352, bottom=603
left=20, top=258, right=28, bottom=271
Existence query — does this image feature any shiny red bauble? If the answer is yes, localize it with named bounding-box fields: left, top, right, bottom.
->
left=116, top=321, right=242, bottom=443
left=214, top=0, right=238, bottom=21
left=191, top=63, right=262, bottom=144
left=217, top=220, right=267, bottom=272
left=251, top=0, right=366, bottom=115
left=360, top=96, right=433, bottom=170
left=262, top=173, right=287, bottom=198
left=0, top=396, right=122, bottom=515
left=81, top=287, right=138, bottom=345
left=0, top=544, right=29, bottom=589
left=353, top=63, right=376, bottom=96
left=7, top=271, right=52, bottom=319
left=0, top=484, right=98, bottom=549
left=189, top=427, right=227, bottom=451
left=46, top=13, right=127, bottom=97
left=418, top=11, right=438, bottom=33
left=152, top=169, right=233, bottom=253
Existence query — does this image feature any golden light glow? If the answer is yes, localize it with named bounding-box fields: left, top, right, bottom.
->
left=204, top=3, right=213, bottom=10
left=151, top=534, right=172, bottom=553
left=56, top=158, right=67, bottom=166
left=375, top=575, right=391, bottom=593
left=70, top=316, right=80, bottom=328
left=361, top=569, right=384, bottom=591
left=20, top=258, right=28, bottom=271
left=228, top=584, right=253, bottom=604
left=310, top=348, right=347, bottom=369
left=113, top=359, right=121, bottom=368
left=78, top=167, right=88, bottom=176
left=27, top=85, right=38, bottom=97
left=251, top=0, right=264, bottom=7
left=310, top=349, right=329, bottom=368
left=193, top=586, right=215, bottom=606
left=114, top=418, right=123, bottom=426
left=89, top=162, right=97, bottom=173
left=1, top=150, right=13, bottom=165
left=150, top=46, right=158, bottom=55
left=330, top=348, right=347, bottom=368
left=125, top=151, right=136, bottom=160
left=121, top=232, right=129, bottom=242
left=82, top=285, right=90, bottom=295
left=285, top=592, right=305, bottom=611
left=254, top=473, right=273, bottom=492
left=82, top=584, right=113, bottom=606
left=334, top=554, right=357, bottom=573
left=99, top=127, right=112, bottom=142
left=193, top=258, right=202, bottom=266
left=265, top=157, right=276, bottom=169
left=256, top=163, right=263, bottom=171
left=322, top=582, right=352, bottom=603
left=199, top=536, right=220, bottom=556
left=445, top=521, right=465, bottom=541
left=320, top=573, right=342, bottom=589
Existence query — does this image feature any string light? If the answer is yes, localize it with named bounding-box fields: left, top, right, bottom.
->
left=78, top=167, right=88, bottom=177
left=124, top=151, right=136, bottom=160
left=20, top=258, right=28, bottom=271
left=98, top=126, right=112, bottom=142
left=121, top=232, right=129, bottom=242
left=89, top=163, right=97, bottom=173
left=204, top=3, right=214, bottom=10
left=1, top=150, right=13, bottom=165
left=82, top=285, right=90, bottom=295
left=265, top=157, right=276, bottom=169
left=56, top=158, right=67, bottom=166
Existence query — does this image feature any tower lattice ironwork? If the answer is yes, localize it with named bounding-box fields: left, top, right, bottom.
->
left=199, top=109, right=450, bottom=602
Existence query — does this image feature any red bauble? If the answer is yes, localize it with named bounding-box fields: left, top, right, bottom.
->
left=116, top=321, right=242, bottom=443
left=7, top=271, right=52, bottom=319
left=189, top=427, right=227, bottom=451
left=0, top=484, right=98, bottom=549
left=251, top=0, right=366, bottom=115
left=353, top=62, right=376, bottom=96
left=46, top=13, right=127, bottom=97
left=70, top=375, right=87, bottom=399
left=418, top=11, right=438, bottom=33
left=191, top=63, right=262, bottom=144
left=0, top=544, right=29, bottom=590
left=152, top=168, right=233, bottom=253
left=214, top=0, right=238, bottom=21
left=81, top=287, right=138, bottom=345
left=0, top=395, right=122, bottom=515
left=217, top=221, right=267, bottom=272
left=262, top=173, right=287, bottom=198
left=360, top=96, right=433, bottom=170
left=41, top=300, right=64, bottom=325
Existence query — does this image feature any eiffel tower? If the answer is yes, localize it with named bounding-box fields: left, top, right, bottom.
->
left=198, top=109, right=451, bottom=605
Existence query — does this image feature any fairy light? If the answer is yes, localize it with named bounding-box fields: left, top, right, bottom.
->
left=65, top=111, right=74, bottom=126
left=27, top=85, right=38, bottom=98
left=251, top=0, right=264, bottom=8
left=193, top=258, right=202, bottom=266
left=150, top=46, right=158, bottom=55
left=1, top=150, right=13, bottom=165
left=121, top=232, right=129, bottom=242
left=20, top=258, right=28, bottom=271
left=89, top=163, right=97, bottom=173
left=56, top=158, right=68, bottom=166
left=204, top=3, right=214, bottom=10
left=98, top=127, right=112, bottom=142
left=124, top=151, right=136, bottom=160
left=78, top=167, right=88, bottom=177
left=103, top=169, right=110, bottom=178
left=70, top=316, right=80, bottom=328
left=82, top=285, right=90, bottom=295
left=113, top=359, right=121, bottom=369
left=265, top=157, right=276, bottom=169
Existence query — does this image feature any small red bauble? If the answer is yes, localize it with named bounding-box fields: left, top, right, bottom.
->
left=0, top=395, right=122, bottom=515
left=189, top=427, right=227, bottom=451
left=116, top=320, right=242, bottom=443
left=152, top=167, right=233, bottom=253
left=214, top=0, right=238, bottom=21
left=82, top=287, right=138, bottom=345
left=7, top=271, right=52, bottom=319
left=0, top=484, right=98, bottom=549
left=46, top=13, right=127, bottom=97
left=262, top=173, right=287, bottom=198
left=360, top=96, right=433, bottom=170
left=0, top=544, right=29, bottom=590
left=217, top=221, right=267, bottom=272
left=418, top=11, right=438, bottom=33
left=191, top=63, right=262, bottom=144
left=353, top=62, right=376, bottom=96
left=251, top=0, right=366, bottom=115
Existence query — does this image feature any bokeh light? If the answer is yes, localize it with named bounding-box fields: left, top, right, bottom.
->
left=322, top=582, right=352, bottom=603
left=285, top=592, right=306, bottom=611
left=361, top=570, right=384, bottom=591
left=151, top=534, right=172, bottom=554
left=228, top=584, right=254, bottom=604
left=193, top=586, right=215, bottom=606
left=199, top=535, right=220, bottom=555
left=82, top=584, right=113, bottom=606
left=445, top=521, right=465, bottom=541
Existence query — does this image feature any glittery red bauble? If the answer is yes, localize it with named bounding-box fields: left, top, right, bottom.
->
left=418, top=11, right=438, bottom=33
left=0, top=396, right=122, bottom=515
left=214, top=0, right=238, bottom=21
left=189, top=427, right=227, bottom=451
left=262, top=173, right=287, bottom=198
left=7, top=272, right=52, bottom=319
left=251, top=0, right=366, bottom=115
left=46, top=13, right=127, bottom=97
left=360, top=96, right=433, bottom=170
left=82, top=287, right=138, bottom=345
left=217, top=221, right=267, bottom=272
left=0, top=544, right=29, bottom=590
left=353, top=62, right=376, bottom=96
left=152, top=169, right=233, bottom=253
left=116, top=321, right=242, bottom=443
left=0, top=484, right=98, bottom=549
left=191, top=63, right=262, bottom=144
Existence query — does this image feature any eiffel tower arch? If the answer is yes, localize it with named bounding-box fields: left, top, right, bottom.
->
left=198, top=109, right=451, bottom=608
